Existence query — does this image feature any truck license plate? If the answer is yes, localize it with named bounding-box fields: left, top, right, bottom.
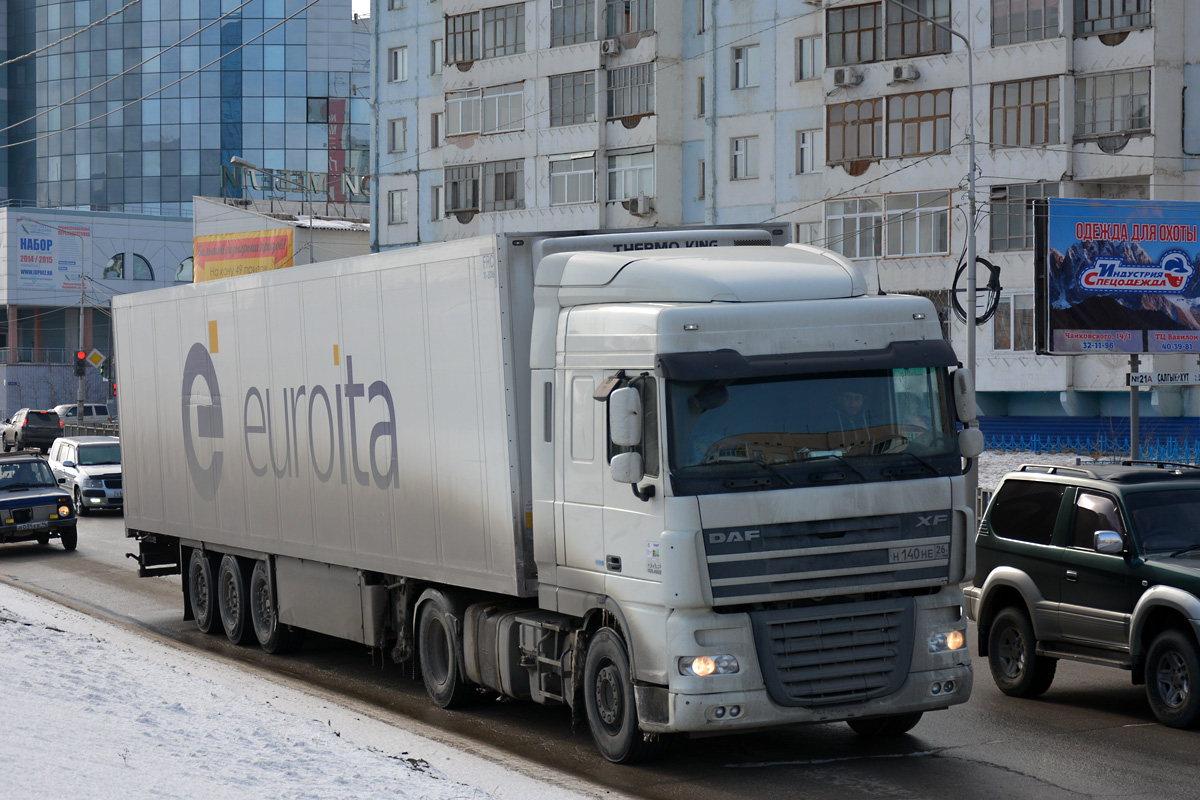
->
left=889, top=543, right=948, bottom=564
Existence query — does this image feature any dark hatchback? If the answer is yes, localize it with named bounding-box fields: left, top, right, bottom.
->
left=0, top=453, right=77, bottom=550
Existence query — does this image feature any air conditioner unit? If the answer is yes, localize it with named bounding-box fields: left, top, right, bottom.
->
left=628, top=195, right=654, bottom=216
left=892, top=64, right=920, bottom=83
left=832, top=67, right=863, bottom=88
left=600, top=38, right=622, bottom=56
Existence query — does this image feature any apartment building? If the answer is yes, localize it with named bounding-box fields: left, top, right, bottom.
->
left=374, top=0, right=1195, bottom=420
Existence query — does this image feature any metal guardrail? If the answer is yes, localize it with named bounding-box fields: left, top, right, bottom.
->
left=62, top=422, right=119, bottom=437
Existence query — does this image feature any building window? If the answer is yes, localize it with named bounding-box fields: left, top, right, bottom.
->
left=388, top=0, right=406, bottom=9
left=990, top=183, right=1058, bottom=251
left=445, top=164, right=481, bottom=212
left=1075, top=0, right=1151, bottom=36
left=482, top=82, right=524, bottom=133
left=483, top=4, right=525, bottom=58
left=886, top=0, right=951, bottom=59
left=732, top=45, right=760, bottom=89
left=431, top=112, right=444, bottom=147
left=796, top=129, right=823, bottom=174
left=447, top=12, right=481, bottom=64
left=795, top=222, right=820, bottom=245
left=994, top=294, right=1035, bottom=351
left=731, top=136, right=759, bottom=179
left=482, top=159, right=524, bottom=211
left=698, top=159, right=706, bottom=198
left=993, top=0, right=1060, bottom=45
left=887, top=89, right=951, bottom=157
left=388, top=189, right=408, bottom=224
left=1075, top=70, right=1150, bottom=137
left=388, top=118, right=407, bottom=152
left=992, top=77, right=1060, bottom=146
left=431, top=39, right=444, bottom=75
left=607, top=63, right=654, bottom=118
left=552, top=0, right=595, bottom=47
left=431, top=185, right=445, bottom=221
left=795, top=36, right=822, bottom=81
left=550, top=72, right=596, bottom=126
left=698, top=77, right=705, bottom=116
left=828, top=3, right=880, bottom=66
left=446, top=89, right=481, bottom=136
left=826, top=198, right=882, bottom=259
left=550, top=154, right=596, bottom=205
left=607, top=150, right=654, bottom=201
left=828, top=98, right=884, bottom=163
left=307, top=98, right=328, bottom=123
left=606, top=0, right=654, bottom=36
left=388, top=47, right=408, bottom=82
left=885, top=191, right=950, bottom=257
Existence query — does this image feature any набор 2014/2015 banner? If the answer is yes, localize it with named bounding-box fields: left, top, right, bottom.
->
left=1038, top=197, right=1200, bottom=355
left=193, top=229, right=295, bottom=283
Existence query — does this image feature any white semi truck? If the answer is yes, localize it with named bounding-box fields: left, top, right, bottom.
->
left=115, top=226, right=984, bottom=762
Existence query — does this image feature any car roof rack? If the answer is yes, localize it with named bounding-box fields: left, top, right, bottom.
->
left=1016, top=461, right=1200, bottom=483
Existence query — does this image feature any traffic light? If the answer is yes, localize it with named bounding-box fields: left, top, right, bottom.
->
left=73, top=350, right=87, bottom=376
left=100, top=358, right=109, bottom=380
left=112, top=382, right=118, bottom=397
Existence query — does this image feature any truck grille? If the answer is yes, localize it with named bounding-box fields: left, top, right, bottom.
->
left=703, top=512, right=951, bottom=605
left=749, top=598, right=914, bottom=707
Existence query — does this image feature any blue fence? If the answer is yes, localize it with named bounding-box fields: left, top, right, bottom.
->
left=979, top=416, right=1200, bottom=460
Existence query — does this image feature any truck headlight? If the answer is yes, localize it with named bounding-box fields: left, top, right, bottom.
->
left=929, top=630, right=965, bottom=653
left=678, top=654, right=740, bottom=676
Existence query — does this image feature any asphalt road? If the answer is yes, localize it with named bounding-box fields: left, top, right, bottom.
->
left=3, top=513, right=1198, bottom=800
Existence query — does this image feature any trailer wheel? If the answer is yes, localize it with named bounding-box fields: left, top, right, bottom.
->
left=249, top=559, right=302, bottom=655
left=417, top=596, right=474, bottom=709
left=59, top=526, right=78, bottom=551
left=217, top=554, right=254, bottom=645
left=584, top=628, right=665, bottom=764
left=187, top=549, right=219, bottom=634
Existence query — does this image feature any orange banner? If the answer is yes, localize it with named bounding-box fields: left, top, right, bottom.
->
left=193, top=229, right=294, bottom=282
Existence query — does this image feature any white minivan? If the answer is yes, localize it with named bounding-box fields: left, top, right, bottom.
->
left=52, top=403, right=113, bottom=425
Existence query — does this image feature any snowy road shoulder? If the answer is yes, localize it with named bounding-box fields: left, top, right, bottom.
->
left=0, top=582, right=622, bottom=800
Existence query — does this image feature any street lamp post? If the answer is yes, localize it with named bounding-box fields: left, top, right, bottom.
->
left=882, top=0, right=978, bottom=378
left=230, top=156, right=314, bottom=265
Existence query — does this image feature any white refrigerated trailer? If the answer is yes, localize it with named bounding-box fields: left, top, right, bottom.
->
left=115, top=226, right=984, bottom=762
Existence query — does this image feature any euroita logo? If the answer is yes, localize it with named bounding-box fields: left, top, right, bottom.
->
left=180, top=325, right=400, bottom=501
left=1078, top=249, right=1196, bottom=295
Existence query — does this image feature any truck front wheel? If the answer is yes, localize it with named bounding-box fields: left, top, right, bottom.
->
left=1146, top=629, right=1200, bottom=729
left=187, top=549, right=219, bottom=634
left=583, top=628, right=665, bottom=764
left=417, top=595, right=474, bottom=708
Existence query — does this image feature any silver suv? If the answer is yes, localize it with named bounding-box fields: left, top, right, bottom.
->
left=47, top=436, right=122, bottom=514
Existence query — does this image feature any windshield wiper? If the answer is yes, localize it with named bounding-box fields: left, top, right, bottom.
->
left=883, top=452, right=942, bottom=477
left=1170, top=543, right=1200, bottom=558
left=749, top=456, right=794, bottom=486
left=4, top=483, right=33, bottom=491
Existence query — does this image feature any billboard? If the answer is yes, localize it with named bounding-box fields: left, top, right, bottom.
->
left=193, top=229, right=295, bottom=282
left=1038, top=198, right=1200, bottom=355
left=15, top=219, right=90, bottom=292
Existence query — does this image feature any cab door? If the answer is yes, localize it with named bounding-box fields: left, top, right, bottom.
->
left=559, top=371, right=606, bottom=573
left=601, top=375, right=665, bottom=584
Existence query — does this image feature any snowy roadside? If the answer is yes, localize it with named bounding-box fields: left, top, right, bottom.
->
left=0, top=581, right=624, bottom=800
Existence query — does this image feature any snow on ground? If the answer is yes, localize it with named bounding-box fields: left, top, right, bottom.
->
left=0, top=583, right=620, bottom=800
left=976, top=448, right=1096, bottom=493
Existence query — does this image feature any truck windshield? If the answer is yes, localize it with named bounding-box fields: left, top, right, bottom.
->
left=666, top=367, right=959, bottom=491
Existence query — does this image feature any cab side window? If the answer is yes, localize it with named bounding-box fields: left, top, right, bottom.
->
left=1071, top=492, right=1126, bottom=550
left=988, top=479, right=1066, bottom=545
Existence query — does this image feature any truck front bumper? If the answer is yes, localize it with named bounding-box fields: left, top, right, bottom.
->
left=654, top=662, right=972, bottom=733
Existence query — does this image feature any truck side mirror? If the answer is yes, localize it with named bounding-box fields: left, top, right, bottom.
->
left=609, top=386, right=642, bottom=447
left=958, top=427, right=985, bottom=458
left=952, top=368, right=977, bottom=423
left=611, top=451, right=645, bottom=484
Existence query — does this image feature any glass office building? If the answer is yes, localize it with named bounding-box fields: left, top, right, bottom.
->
left=4, top=0, right=370, bottom=216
